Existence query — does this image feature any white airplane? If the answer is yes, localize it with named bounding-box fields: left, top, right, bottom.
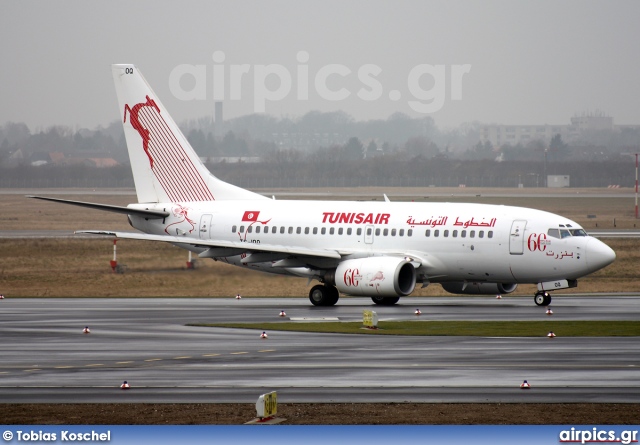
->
left=32, top=64, right=616, bottom=307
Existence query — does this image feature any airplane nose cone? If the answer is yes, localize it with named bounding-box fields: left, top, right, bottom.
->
left=585, top=238, right=616, bottom=272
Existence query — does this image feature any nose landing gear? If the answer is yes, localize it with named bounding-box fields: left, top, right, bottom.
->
left=534, top=291, right=551, bottom=306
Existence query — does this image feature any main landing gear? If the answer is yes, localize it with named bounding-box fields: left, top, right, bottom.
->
left=309, top=284, right=340, bottom=306
left=370, top=296, right=400, bottom=306
left=534, top=291, right=552, bottom=306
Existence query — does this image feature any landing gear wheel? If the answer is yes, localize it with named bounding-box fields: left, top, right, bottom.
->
left=309, top=284, right=339, bottom=306
left=534, top=291, right=551, bottom=306
left=371, top=296, right=400, bottom=306
left=327, top=286, right=340, bottom=305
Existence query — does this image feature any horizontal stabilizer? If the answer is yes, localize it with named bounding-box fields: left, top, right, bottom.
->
left=28, top=196, right=170, bottom=219
left=75, top=230, right=342, bottom=259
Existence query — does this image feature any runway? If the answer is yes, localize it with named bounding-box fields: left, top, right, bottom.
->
left=1, top=296, right=639, bottom=403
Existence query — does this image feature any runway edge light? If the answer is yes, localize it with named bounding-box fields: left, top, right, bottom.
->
left=120, top=381, right=130, bottom=390
left=547, top=331, right=556, bottom=338
left=260, top=331, right=268, bottom=339
left=546, top=307, right=554, bottom=315
left=520, top=380, right=531, bottom=389
left=83, top=326, right=90, bottom=334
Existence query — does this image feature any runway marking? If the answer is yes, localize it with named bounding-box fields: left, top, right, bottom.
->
left=202, top=354, right=220, bottom=357
left=116, top=361, right=134, bottom=364
left=174, top=356, right=192, bottom=360
left=85, top=364, right=104, bottom=367
left=54, top=366, right=73, bottom=369
left=144, top=359, right=162, bottom=362
left=258, top=350, right=276, bottom=353
left=24, top=369, right=40, bottom=372
left=230, top=352, right=249, bottom=355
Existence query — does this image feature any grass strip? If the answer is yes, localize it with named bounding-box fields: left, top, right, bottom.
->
left=190, top=320, right=640, bottom=337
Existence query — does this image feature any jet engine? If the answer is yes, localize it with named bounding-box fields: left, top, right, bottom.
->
left=441, top=282, right=518, bottom=295
left=331, top=257, right=416, bottom=297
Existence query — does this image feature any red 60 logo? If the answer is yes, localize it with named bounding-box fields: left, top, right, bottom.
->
left=343, top=268, right=361, bottom=287
left=527, top=233, right=549, bottom=252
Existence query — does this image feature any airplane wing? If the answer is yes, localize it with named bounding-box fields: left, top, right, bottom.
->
left=76, top=230, right=342, bottom=259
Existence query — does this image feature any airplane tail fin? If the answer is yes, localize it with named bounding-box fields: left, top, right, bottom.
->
left=111, top=64, right=265, bottom=203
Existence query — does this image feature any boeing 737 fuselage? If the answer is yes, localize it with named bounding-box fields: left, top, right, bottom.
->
left=31, top=65, right=616, bottom=307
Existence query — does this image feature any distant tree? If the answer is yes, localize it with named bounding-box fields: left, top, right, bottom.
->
left=549, top=134, right=569, bottom=161
left=462, top=140, right=493, bottom=160
left=187, top=129, right=206, bottom=155
left=365, top=140, right=378, bottom=158
left=343, top=137, right=364, bottom=160
left=404, top=136, right=439, bottom=157
left=220, top=131, right=249, bottom=156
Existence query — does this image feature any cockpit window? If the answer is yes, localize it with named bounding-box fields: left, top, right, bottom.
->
left=549, top=227, right=587, bottom=238
left=547, top=228, right=560, bottom=239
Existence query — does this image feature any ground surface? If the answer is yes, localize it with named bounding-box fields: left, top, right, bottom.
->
left=4, top=403, right=640, bottom=425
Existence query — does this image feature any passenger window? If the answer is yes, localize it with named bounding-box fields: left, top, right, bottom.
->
left=479, top=231, right=484, bottom=238
left=256, top=226, right=261, bottom=234
left=366, top=228, right=372, bottom=236
left=547, top=228, right=560, bottom=239
left=296, top=227, right=301, bottom=234
left=399, top=229, right=404, bottom=236
left=330, top=227, right=335, bottom=235
left=313, top=227, right=318, bottom=235
left=425, top=229, right=431, bottom=237
left=434, top=229, right=439, bottom=237
left=272, top=226, right=277, bottom=234
left=391, top=229, right=396, bottom=236
left=232, top=225, right=237, bottom=233
left=248, top=226, right=253, bottom=233
left=444, top=230, right=449, bottom=237
left=321, top=227, right=327, bottom=235
left=280, top=226, right=285, bottom=234
left=470, top=230, right=475, bottom=238
left=357, top=228, right=362, bottom=236
left=288, top=227, right=293, bottom=234
left=338, top=228, right=343, bottom=235
left=452, top=230, right=458, bottom=238
left=375, top=228, right=381, bottom=236
left=407, top=229, right=412, bottom=237
left=488, top=231, right=493, bottom=238
left=347, top=228, right=352, bottom=235
left=461, top=230, right=466, bottom=238
left=383, top=228, right=389, bottom=236
left=240, top=225, right=245, bottom=233
left=304, top=227, right=309, bottom=234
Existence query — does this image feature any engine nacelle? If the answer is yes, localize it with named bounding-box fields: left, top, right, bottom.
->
left=441, top=282, right=518, bottom=295
left=334, top=257, right=416, bottom=297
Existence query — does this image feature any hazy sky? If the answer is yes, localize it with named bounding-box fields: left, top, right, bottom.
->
left=1, top=0, right=639, bottom=130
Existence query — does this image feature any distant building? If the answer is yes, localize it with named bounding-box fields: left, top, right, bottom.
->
left=547, top=175, right=570, bottom=188
left=480, top=111, right=637, bottom=147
